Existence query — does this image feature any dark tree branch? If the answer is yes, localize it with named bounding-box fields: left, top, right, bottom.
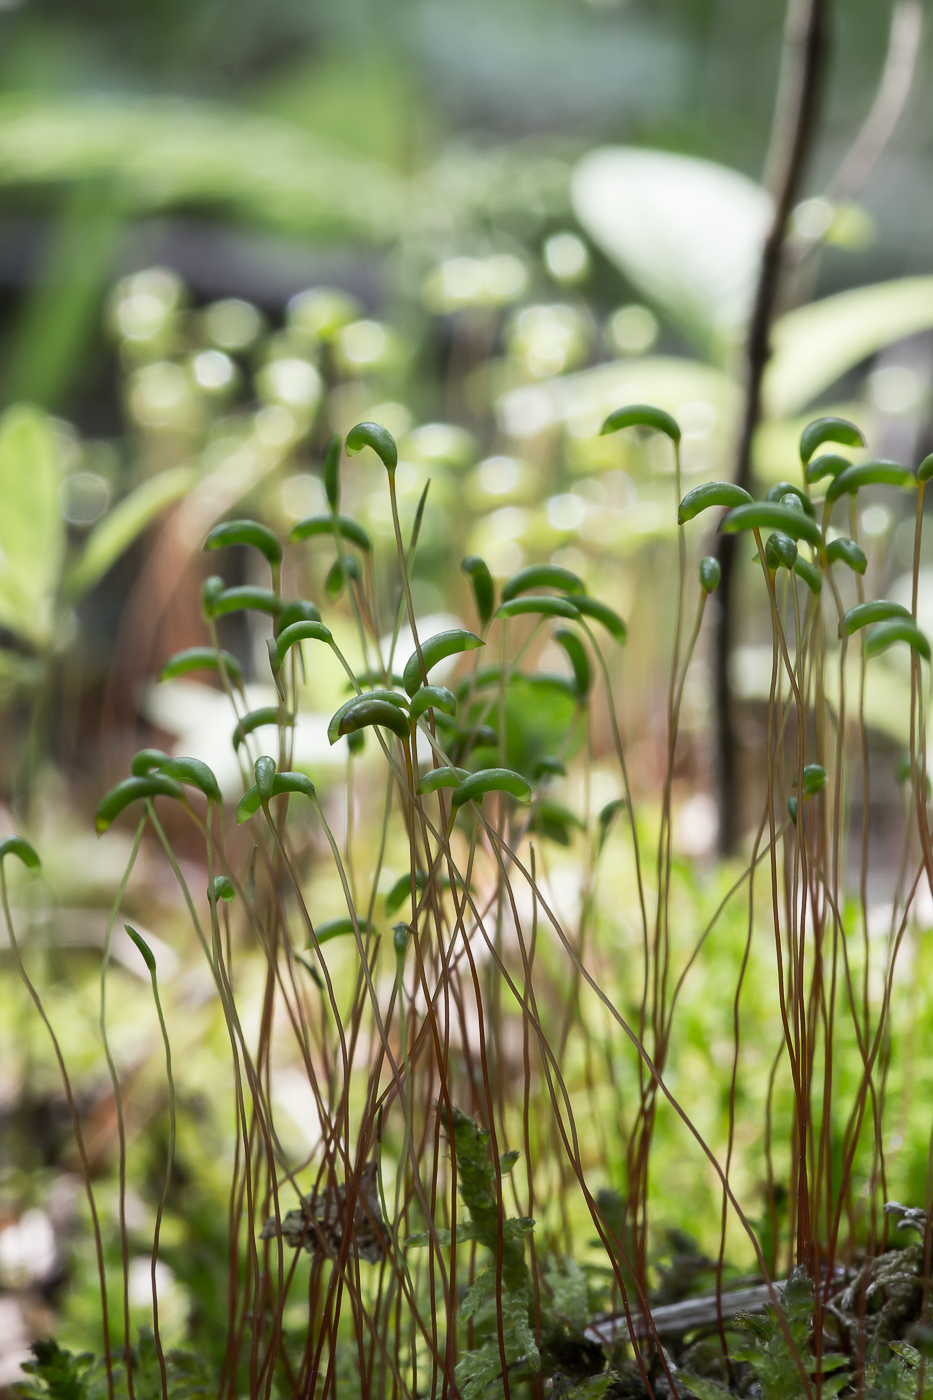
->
left=713, top=0, right=830, bottom=855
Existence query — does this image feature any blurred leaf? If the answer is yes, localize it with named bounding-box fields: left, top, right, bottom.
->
left=0, top=95, right=405, bottom=243
left=0, top=96, right=571, bottom=246
left=767, top=277, right=933, bottom=418
left=64, top=466, right=197, bottom=598
left=0, top=404, right=64, bottom=644
left=498, top=355, right=737, bottom=444
left=572, top=147, right=770, bottom=358
left=3, top=183, right=123, bottom=410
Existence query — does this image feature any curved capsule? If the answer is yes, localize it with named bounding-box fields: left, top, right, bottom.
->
left=799, top=416, right=865, bottom=465
left=236, top=786, right=261, bottom=823
left=232, top=707, right=287, bottom=751
left=805, top=452, right=853, bottom=485
left=450, top=767, right=532, bottom=810
left=276, top=599, right=322, bottom=634
left=328, top=690, right=408, bottom=745
left=409, top=685, right=457, bottom=722
left=254, top=755, right=276, bottom=800
left=600, top=403, right=681, bottom=444
left=500, top=564, right=585, bottom=603
left=158, top=646, right=243, bottom=688
left=337, top=698, right=411, bottom=742
left=764, top=531, right=797, bottom=571
left=288, top=514, right=372, bottom=550
left=553, top=628, right=591, bottom=698
left=699, top=557, right=721, bottom=593
left=207, top=586, right=282, bottom=619
left=212, top=876, right=235, bottom=903
left=131, top=748, right=171, bottom=776
left=95, top=775, right=184, bottom=834
left=720, top=502, right=823, bottom=549
left=826, top=538, right=867, bottom=574
left=678, top=482, right=753, bottom=524
left=345, top=421, right=398, bottom=473
left=203, top=519, right=282, bottom=567
left=270, top=772, right=315, bottom=802
left=797, top=763, right=827, bottom=797
left=0, top=836, right=40, bottom=871
left=402, top=629, right=484, bottom=697
left=312, top=916, right=371, bottom=946
left=793, top=557, right=822, bottom=594
left=160, top=756, right=221, bottom=801
left=272, top=620, right=334, bottom=673
left=124, top=924, right=156, bottom=974
left=764, top=482, right=815, bottom=517
left=864, top=618, right=930, bottom=661
left=322, top=432, right=342, bottom=512
left=461, top=555, right=495, bottom=626
left=416, top=766, right=469, bottom=796
left=573, top=596, right=627, bottom=642
left=495, top=595, right=582, bottom=623
left=825, top=461, right=915, bottom=505
left=839, top=599, right=911, bottom=637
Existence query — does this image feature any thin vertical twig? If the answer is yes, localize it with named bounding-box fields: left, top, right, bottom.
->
left=714, top=0, right=830, bottom=853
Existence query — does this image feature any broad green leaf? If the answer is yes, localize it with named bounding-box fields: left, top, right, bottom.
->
left=572, top=146, right=771, bottom=358
left=65, top=466, right=197, bottom=599
left=767, top=278, right=933, bottom=418
left=0, top=404, right=65, bottom=643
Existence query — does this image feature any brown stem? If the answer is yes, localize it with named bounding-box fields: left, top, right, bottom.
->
left=714, top=0, right=830, bottom=853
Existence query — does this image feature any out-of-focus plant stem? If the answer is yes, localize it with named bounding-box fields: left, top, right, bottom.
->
left=714, top=0, right=830, bottom=854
